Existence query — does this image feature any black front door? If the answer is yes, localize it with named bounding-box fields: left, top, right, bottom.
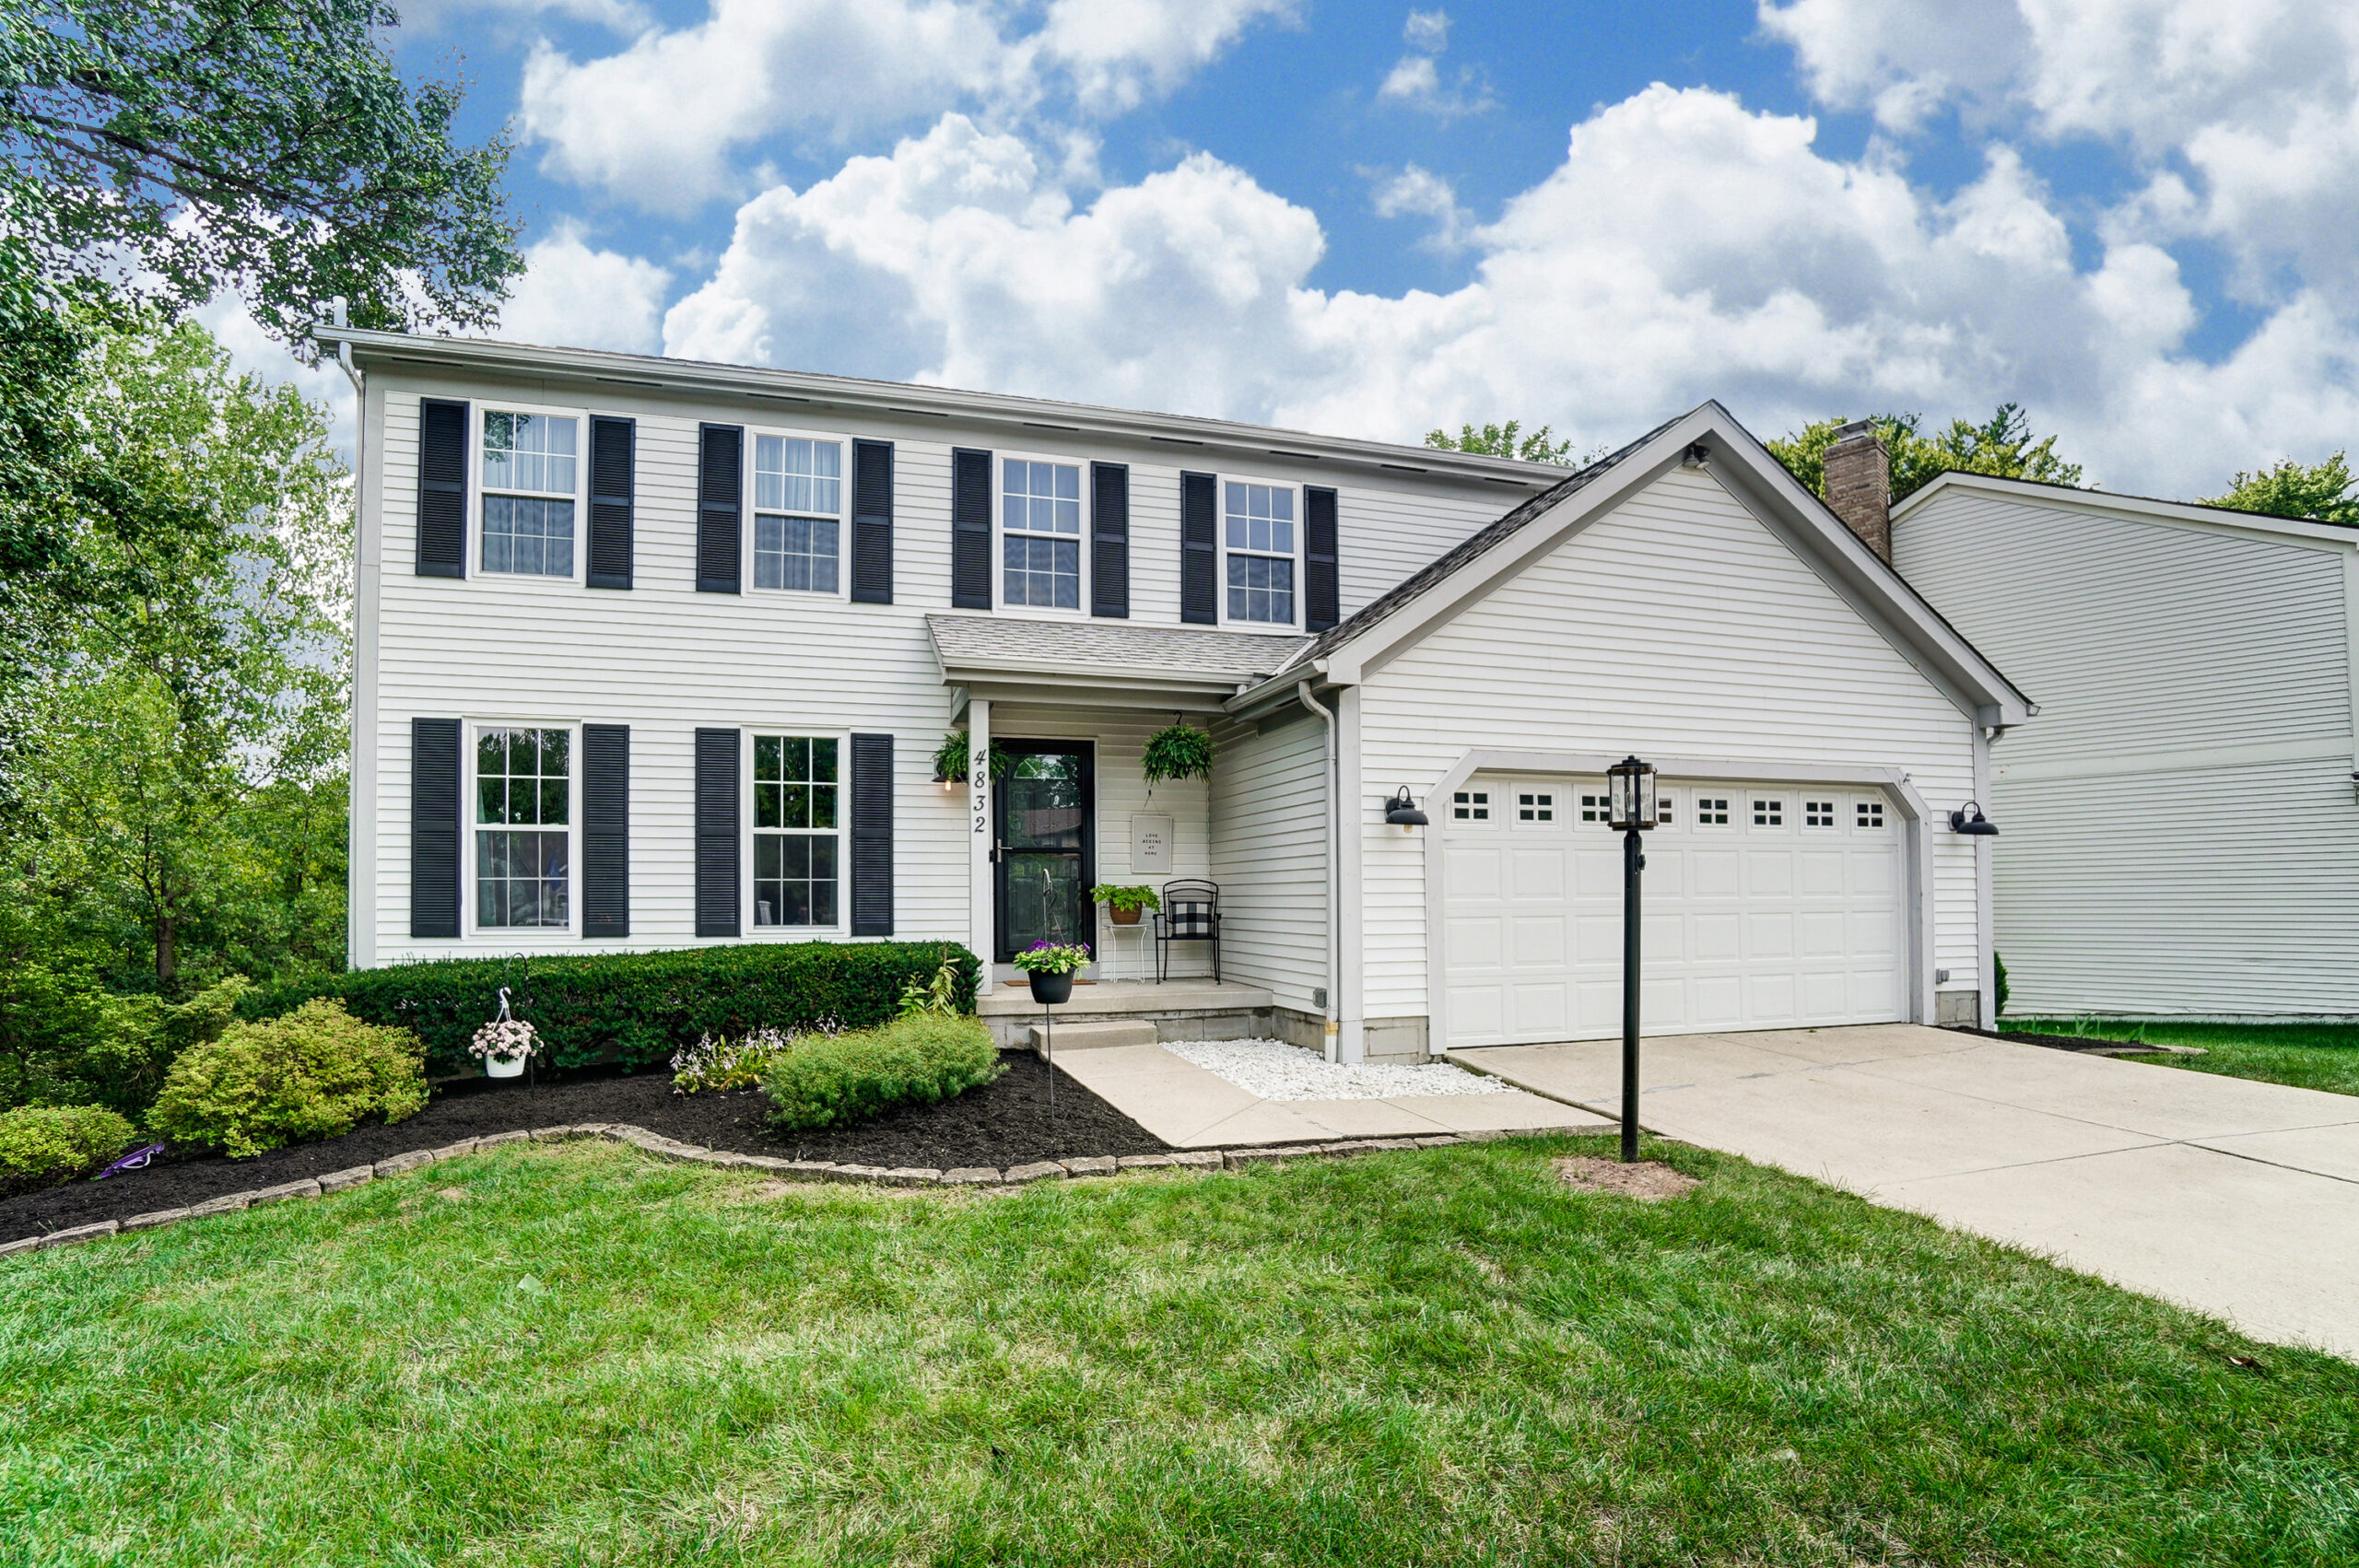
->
left=995, top=742, right=1095, bottom=962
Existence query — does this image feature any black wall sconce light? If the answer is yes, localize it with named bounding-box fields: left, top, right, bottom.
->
left=1949, top=800, right=1999, bottom=836
left=1385, top=787, right=1429, bottom=830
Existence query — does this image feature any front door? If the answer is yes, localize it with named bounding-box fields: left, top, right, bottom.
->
left=995, top=742, right=1095, bottom=962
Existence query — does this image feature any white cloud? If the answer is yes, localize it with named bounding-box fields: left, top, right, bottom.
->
left=661, top=90, right=2359, bottom=495
left=1759, top=0, right=2359, bottom=309
left=492, top=225, right=672, bottom=353
left=1369, top=164, right=1471, bottom=252
left=519, top=0, right=1295, bottom=213
left=1378, top=6, right=1493, bottom=120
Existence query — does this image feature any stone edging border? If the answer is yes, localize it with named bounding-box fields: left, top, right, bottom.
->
left=3, top=1122, right=1579, bottom=1258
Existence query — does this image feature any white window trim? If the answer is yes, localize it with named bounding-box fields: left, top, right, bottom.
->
left=994, top=449, right=1090, bottom=617
left=461, top=717, right=581, bottom=941
left=1215, top=471, right=1306, bottom=633
left=745, top=424, right=853, bottom=603
left=741, top=726, right=851, bottom=939
left=1509, top=780, right=1563, bottom=829
left=474, top=400, right=588, bottom=585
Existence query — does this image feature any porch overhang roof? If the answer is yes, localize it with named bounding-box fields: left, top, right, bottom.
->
left=928, top=614, right=1309, bottom=711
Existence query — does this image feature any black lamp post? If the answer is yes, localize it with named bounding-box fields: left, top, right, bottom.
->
left=1607, top=755, right=1658, bottom=1163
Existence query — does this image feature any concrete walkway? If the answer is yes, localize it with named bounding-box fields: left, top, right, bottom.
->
left=1456, top=1024, right=2359, bottom=1361
left=1055, top=1043, right=1611, bottom=1148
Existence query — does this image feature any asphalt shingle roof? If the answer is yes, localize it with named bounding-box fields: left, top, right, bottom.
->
left=926, top=614, right=1309, bottom=681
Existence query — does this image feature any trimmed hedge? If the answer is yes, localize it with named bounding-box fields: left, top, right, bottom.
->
left=763, top=1014, right=1003, bottom=1131
left=242, top=942, right=980, bottom=1074
left=0, top=1105, right=138, bottom=1198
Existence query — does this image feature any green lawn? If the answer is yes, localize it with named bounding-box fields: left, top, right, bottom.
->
left=6, top=1137, right=2357, bottom=1566
left=2011, top=1016, right=2359, bottom=1097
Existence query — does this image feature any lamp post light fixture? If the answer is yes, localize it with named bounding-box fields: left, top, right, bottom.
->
left=1606, top=755, right=1657, bottom=1164
left=1385, top=787, right=1429, bottom=832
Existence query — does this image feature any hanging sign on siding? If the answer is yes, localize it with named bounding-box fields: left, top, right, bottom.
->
left=1132, top=813, right=1173, bottom=874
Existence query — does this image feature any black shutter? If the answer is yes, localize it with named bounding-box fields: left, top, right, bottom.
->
left=851, top=732, right=894, bottom=936
left=1091, top=462, right=1129, bottom=618
left=582, top=724, right=629, bottom=937
left=851, top=439, right=894, bottom=604
left=409, top=718, right=461, bottom=938
left=1180, top=471, right=1218, bottom=625
left=694, top=728, right=740, bottom=937
left=1305, top=486, right=1340, bottom=632
left=951, top=448, right=992, bottom=609
left=416, top=400, right=467, bottom=579
left=587, top=416, right=635, bottom=590
left=697, top=424, right=743, bottom=594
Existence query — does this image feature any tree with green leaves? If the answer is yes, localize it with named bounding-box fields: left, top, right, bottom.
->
left=1769, top=404, right=2083, bottom=505
left=2201, top=454, right=2359, bottom=525
left=1424, top=419, right=1581, bottom=466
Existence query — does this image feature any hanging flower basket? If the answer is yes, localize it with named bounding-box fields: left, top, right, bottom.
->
left=932, top=731, right=1016, bottom=784
left=1142, top=723, right=1213, bottom=789
left=471, top=987, right=540, bottom=1080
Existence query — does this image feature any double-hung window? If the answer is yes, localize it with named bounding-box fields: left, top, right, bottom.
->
left=754, top=435, right=842, bottom=592
left=1003, top=459, right=1081, bottom=608
left=481, top=412, right=578, bottom=576
left=1225, top=481, right=1297, bottom=625
left=475, top=726, right=569, bottom=928
left=752, top=734, right=839, bottom=928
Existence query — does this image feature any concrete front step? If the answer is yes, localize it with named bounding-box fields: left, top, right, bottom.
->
left=1030, top=1019, right=1159, bottom=1057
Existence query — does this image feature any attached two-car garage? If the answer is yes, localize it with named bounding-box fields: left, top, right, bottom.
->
left=1442, top=773, right=1907, bottom=1048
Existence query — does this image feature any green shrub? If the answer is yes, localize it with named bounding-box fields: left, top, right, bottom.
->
left=149, top=1000, right=427, bottom=1157
left=242, top=942, right=979, bottom=1075
left=0, top=1105, right=139, bottom=1197
left=0, top=970, right=252, bottom=1118
left=762, top=1014, right=1003, bottom=1132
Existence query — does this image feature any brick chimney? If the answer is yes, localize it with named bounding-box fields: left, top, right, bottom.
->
left=1823, top=419, right=1891, bottom=561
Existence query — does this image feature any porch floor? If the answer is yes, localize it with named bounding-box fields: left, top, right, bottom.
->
left=975, top=978, right=1273, bottom=1017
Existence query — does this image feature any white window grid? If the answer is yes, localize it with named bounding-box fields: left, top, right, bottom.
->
left=1452, top=790, right=1490, bottom=822
left=1517, top=790, right=1555, bottom=823
left=479, top=405, right=581, bottom=579
left=1804, top=800, right=1837, bottom=827
left=1657, top=790, right=1675, bottom=825
left=1753, top=799, right=1784, bottom=826
left=1001, top=454, right=1084, bottom=610
left=1695, top=796, right=1731, bottom=826
left=1579, top=792, right=1608, bottom=823
left=747, top=731, right=845, bottom=931
left=1221, top=476, right=1301, bottom=627
left=752, top=431, right=846, bottom=595
left=1857, top=799, right=1885, bottom=829
left=464, top=720, right=577, bottom=936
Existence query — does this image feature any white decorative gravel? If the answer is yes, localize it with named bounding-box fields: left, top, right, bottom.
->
left=1159, top=1037, right=1501, bottom=1102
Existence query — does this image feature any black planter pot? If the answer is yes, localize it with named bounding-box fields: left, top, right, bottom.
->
left=1027, top=970, right=1074, bottom=1005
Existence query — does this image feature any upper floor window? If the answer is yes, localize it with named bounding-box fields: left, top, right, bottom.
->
left=753, top=734, right=839, bottom=928
left=1226, top=482, right=1295, bottom=624
left=755, top=436, right=842, bottom=592
left=481, top=412, right=577, bottom=577
left=1003, top=459, right=1081, bottom=608
left=475, top=726, right=569, bottom=928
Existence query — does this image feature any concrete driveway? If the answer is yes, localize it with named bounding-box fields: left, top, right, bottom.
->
left=1454, top=1024, right=2359, bottom=1361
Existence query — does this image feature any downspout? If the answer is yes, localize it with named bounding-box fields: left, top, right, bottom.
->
left=1297, top=681, right=1340, bottom=1064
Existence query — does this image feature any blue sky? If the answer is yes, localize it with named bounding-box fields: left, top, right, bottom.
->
left=223, top=1, right=2359, bottom=497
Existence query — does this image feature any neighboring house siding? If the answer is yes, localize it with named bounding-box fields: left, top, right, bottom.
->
left=1357, top=466, right=1982, bottom=1024
left=1896, top=486, right=2359, bottom=1015
left=358, top=372, right=1520, bottom=965
left=1209, top=707, right=1330, bottom=1012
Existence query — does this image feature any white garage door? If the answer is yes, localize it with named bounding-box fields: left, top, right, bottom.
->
left=1443, top=776, right=1906, bottom=1048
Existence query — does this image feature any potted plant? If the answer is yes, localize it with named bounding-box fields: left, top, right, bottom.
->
left=1090, top=883, right=1161, bottom=926
left=1012, top=940, right=1091, bottom=1004
left=470, top=988, right=540, bottom=1080
left=1141, top=722, right=1213, bottom=790
left=932, top=731, right=1016, bottom=785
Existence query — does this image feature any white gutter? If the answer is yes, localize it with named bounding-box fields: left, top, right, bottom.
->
left=1297, top=680, right=1342, bottom=1064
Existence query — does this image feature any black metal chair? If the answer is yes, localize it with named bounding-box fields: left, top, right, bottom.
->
left=1154, top=879, right=1222, bottom=983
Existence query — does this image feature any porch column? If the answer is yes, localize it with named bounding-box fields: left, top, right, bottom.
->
left=968, top=696, right=993, bottom=997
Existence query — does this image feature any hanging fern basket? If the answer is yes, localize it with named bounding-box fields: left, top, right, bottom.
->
left=1142, top=723, right=1214, bottom=788
left=932, top=731, right=1016, bottom=784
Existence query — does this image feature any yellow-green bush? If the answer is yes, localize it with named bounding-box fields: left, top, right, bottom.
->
left=762, top=1014, right=1002, bottom=1131
left=149, top=1000, right=427, bottom=1157
left=0, top=1105, right=138, bottom=1197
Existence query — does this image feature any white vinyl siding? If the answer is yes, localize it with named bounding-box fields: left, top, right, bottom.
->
left=1209, top=708, right=1330, bottom=1011
left=359, top=376, right=1527, bottom=965
left=1357, top=465, right=1981, bottom=1027
left=1896, top=484, right=2359, bottom=1016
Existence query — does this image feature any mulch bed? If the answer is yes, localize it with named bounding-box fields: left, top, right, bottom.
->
left=2, top=1053, right=1165, bottom=1242
left=1966, top=1025, right=2203, bottom=1058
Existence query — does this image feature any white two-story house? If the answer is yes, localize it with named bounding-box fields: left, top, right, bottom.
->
left=323, top=329, right=2028, bottom=1060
